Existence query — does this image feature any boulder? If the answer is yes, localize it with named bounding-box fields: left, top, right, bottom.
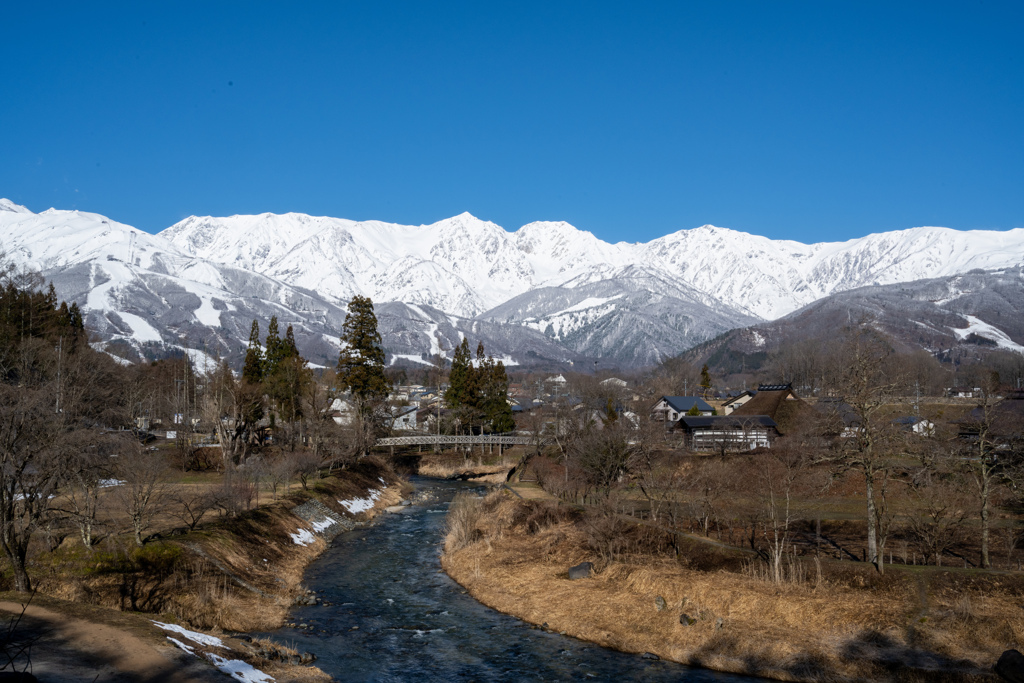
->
left=679, top=613, right=696, bottom=626
left=654, top=596, right=667, bottom=611
left=996, top=650, right=1024, bottom=683
left=641, top=652, right=660, bottom=660
left=568, top=562, right=594, bottom=580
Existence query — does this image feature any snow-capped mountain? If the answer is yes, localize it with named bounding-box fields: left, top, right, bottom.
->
left=162, top=210, right=1024, bottom=321
left=2, top=197, right=1023, bottom=369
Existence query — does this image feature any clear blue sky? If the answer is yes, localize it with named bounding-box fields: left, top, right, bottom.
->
left=2, top=1, right=1022, bottom=243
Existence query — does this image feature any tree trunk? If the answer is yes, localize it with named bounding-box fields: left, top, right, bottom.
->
left=3, top=542, right=31, bottom=592
left=981, top=475, right=991, bottom=568
left=12, top=558, right=31, bottom=593
left=865, top=471, right=879, bottom=571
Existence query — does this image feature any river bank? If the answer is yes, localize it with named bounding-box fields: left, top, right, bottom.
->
left=441, top=488, right=1012, bottom=682
left=23, top=457, right=407, bottom=681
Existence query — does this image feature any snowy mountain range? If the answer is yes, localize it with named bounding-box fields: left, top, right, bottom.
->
left=2, top=197, right=1022, bottom=369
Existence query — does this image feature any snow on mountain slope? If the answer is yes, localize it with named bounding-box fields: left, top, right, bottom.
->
left=5, top=197, right=1024, bottom=369
left=163, top=210, right=1024, bottom=323
left=0, top=201, right=351, bottom=366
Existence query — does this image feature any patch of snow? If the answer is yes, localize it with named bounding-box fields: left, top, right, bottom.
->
left=152, top=621, right=225, bottom=648
left=750, top=330, right=765, bottom=348
left=193, top=295, right=223, bottom=327
left=98, top=479, right=124, bottom=488
left=178, top=346, right=220, bottom=375
left=390, top=353, right=433, bottom=367
left=310, top=518, right=335, bottom=533
left=116, top=311, right=164, bottom=343
left=206, top=652, right=275, bottom=683
left=552, top=295, right=623, bottom=316
left=289, top=528, right=316, bottom=546
left=339, top=488, right=382, bottom=514
left=951, top=315, right=1024, bottom=353
left=166, top=637, right=195, bottom=654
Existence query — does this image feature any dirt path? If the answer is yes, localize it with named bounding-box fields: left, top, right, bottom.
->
left=0, top=601, right=225, bottom=683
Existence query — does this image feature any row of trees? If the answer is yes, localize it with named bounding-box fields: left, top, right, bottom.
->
left=445, top=338, right=514, bottom=434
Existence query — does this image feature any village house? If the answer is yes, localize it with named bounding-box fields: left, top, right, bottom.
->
left=720, top=390, right=755, bottom=415
left=678, top=414, right=778, bottom=451
left=651, top=396, right=715, bottom=422
left=730, top=383, right=814, bottom=435
left=391, top=405, right=418, bottom=430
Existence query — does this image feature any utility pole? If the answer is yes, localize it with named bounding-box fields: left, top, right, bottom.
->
left=54, top=336, right=63, bottom=413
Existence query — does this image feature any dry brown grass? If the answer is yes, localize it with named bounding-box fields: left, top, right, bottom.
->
left=417, top=449, right=521, bottom=481
left=31, top=458, right=407, bottom=636
left=443, top=492, right=1013, bottom=682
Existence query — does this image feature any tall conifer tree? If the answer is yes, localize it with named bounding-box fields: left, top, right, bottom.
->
left=242, top=319, right=264, bottom=384
left=484, top=356, right=515, bottom=433
left=337, top=295, right=388, bottom=402
left=264, top=316, right=284, bottom=377
left=445, top=337, right=473, bottom=408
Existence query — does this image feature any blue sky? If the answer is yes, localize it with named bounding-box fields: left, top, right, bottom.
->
left=2, top=1, right=1022, bottom=244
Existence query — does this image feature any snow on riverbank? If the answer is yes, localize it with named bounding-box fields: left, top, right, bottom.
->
left=289, top=528, right=316, bottom=546
left=153, top=621, right=225, bottom=648
left=153, top=621, right=274, bottom=682
left=339, top=488, right=383, bottom=514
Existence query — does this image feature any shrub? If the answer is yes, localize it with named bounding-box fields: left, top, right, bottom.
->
left=444, top=492, right=484, bottom=553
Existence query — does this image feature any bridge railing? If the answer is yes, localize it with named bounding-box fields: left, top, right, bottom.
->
left=374, top=434, right=547, bottom=447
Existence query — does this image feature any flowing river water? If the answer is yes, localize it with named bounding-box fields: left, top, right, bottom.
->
left=261, top=477, right=756, bottom=682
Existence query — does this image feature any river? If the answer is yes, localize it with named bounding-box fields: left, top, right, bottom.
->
left=260, top=476, right=755, bottom=682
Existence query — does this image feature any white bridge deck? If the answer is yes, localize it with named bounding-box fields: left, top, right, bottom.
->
left=374, top=434, right=544, bottom=447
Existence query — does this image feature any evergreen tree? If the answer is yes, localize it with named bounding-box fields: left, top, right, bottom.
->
left=242, top=320, right=264, bottom=384
left=282, top=324, right=299, bottom=359
left=484, top=357, right=515, bottom=433
left=700, top=363, right=713, bottom=399
left=267, top=325, right=310, bottom=427
left=337, top=295, right=388, bottom=402
left=264, top=316, right=284, bottom=378
left=445, top=337, right=473, bottom=408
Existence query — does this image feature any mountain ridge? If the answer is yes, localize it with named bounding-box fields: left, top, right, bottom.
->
left=2, top=198, right=1022, bottom=369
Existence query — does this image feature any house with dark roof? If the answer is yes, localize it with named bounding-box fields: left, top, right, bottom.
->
left=721, top=390, right=756, bottom=415
left=651, top=396, right=715, bottom=423
left=731, top=383, right=814, bottom=435
left=957, top=393, right=1024, bottom=443
left=678, top=415, right=779, bottom=451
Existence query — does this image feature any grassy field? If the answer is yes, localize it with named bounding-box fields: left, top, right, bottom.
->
left=443, top=489, right=1021, bottom=682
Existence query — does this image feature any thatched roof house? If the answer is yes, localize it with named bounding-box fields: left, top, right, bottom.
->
left=731, top=383, right=815, bottom=435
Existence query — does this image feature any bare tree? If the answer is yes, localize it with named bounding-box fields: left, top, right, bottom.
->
left=959, top=373, right=1008, bottom=568
left=0, top=383, right=66, bottom=591
left=112, top=443, right=168, bottom=546
left=62, top=436, right=119, bottom=549
left=293, top=449, right=322, bottom=490
left=755, top=446, right=806, bottom=584
left=571, top=412, right=649, bottom=500
left=268, top=453, right=297, bottom=499
left=823, top=327, right=908, bottom=573
left=906, top=476, right=970, bottom=566
left=167, top=487, right=217, bottom=531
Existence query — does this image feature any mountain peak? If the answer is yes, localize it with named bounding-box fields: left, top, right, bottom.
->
left=0, top=199, right=32, bottom=214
